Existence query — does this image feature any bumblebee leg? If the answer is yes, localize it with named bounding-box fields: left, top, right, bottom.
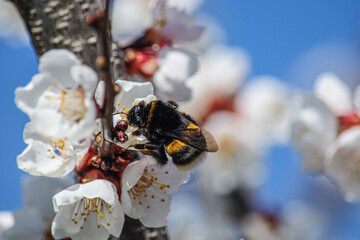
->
left=136, top=145, right=168, bottom=165
left=132, top=143, right=159, bottom=150
left=167, top=100, right=178, bottom=109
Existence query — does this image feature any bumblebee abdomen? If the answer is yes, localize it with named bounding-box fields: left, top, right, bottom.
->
left=165, top=140, right=203, bottom=170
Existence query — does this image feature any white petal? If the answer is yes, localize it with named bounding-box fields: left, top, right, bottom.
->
left=15, top=74, right=49, bottom=117
left=39, top=49, right=81, bottom=88
left=153, top=47, right=198, bottom=101
left=51, top=205, right=81, bottom=239
left=314, top=72, right=352, bottom=115
left=291, top=94, right=337, bottom=171
left=17, top=142, right=76, bottom=178
left=2, top=207, right=47, bottom=240
left=148, top=161, right=190, bottom=195
left=71, top=64, right=98, bottom=92
left=113, top=80, right=154, bottom=111
left=353, top=84, right=360, bottom=114
left=111, top=0, right=152, bottom=43
left=121, top=158, right=151, bottom=192
left=236, top=76, right=291, bottom=142
left=325, top=126, right=360, bottom=201
left=139, top=194, right=171, bottom=228
left=53, top=180, right=119, bottom=212
left=95, top=81, right=105, bottom=108
left=0, top=0, right=29, bottom=45
left=0, top=211, right=14, bottom=231
left=161, top=8, right=204, bottom=42
left=157, top=47, right=198, bottom=81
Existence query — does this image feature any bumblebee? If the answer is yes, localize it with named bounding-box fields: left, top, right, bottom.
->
left=127, top=100, right=218, bottom=170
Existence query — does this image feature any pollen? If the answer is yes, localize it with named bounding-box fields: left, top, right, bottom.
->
left=107, top=223, right=110, bottom=226
left=98, top=225, right=100, bottom=229
left=52, top=156, right=55, bottom=159
left=117, top=102, right=120, bottom=106
left=161, top=199, right=165, bottom=202
left=151, top=168, right=154, bottom=172
left=122, top=105, right=125, bottom=110
left=47, top=149, right=51, bottom=152
left=165, top=171, right=169, bottom=174
left=80, top=226, right=84, bottom=230
left=147, top=206, right=150, bottom=209
left=125, top=109, right=130, bottom=114
left=139, top=201, right=142, bottom=205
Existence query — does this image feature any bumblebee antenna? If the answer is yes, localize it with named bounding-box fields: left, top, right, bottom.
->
left=113, top=111, right=128, bottom=116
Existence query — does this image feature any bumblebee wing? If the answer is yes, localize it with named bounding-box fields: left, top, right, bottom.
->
left=201, top=128, right=218, bottom=152
left=156, top=126, right=218, bottom=152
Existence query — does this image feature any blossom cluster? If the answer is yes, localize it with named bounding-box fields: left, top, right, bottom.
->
left=2, top=0, right=205, bottom=239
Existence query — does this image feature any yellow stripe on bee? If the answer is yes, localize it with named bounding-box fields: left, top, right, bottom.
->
left=166, top=140, right=186, bottom=154
left=187, top=123, right=200, bottom=130
left=146, top=101, right=157, bottom=130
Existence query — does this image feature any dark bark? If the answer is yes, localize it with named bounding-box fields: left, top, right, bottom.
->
left=10, top=0, right=168, bottom=239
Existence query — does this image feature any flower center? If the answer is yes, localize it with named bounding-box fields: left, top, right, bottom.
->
left=129, top=167, right=171, bottom=207
left=59, top=86, right=86, bottom=122
left=71, top=197, right=112, bottom=230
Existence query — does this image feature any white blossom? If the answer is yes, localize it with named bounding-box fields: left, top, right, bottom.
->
left=15, top=49, right=98, bottom=143
left=0, top=0, right=29, bottom=46
left=0, top=212, right=14, bottom=240
left=152, top=47, right=198, bottom=101
left=17, top=123, right=89, bottom=177
left=3, top=177, right=72, bottom=240
left=236, top=76, right=291, bottom=143
left=314, top=72, right=352, bottom=116
left=112, top=0, right=203, bottom=44
left=121, top=157, right=189, bottom=227
left=181, top=44, right=250, bottom=118
left=325, top=126, right=360, bottom=202
left=52, top=180, right=124, bottom=240
left=200, top=111, right=265, bottom=194
left=291, top=94, right=338, bottom=171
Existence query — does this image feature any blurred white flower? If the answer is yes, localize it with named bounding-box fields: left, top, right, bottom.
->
left=0, top=0, right=29, bottom=46
left=0, top=212, right=14, bottom=240
left=291, top=94, right=337, bottom=171
left=167, top=0, right=203, bottom=12
left=112, top=0, right=152, bottom=43
left=200, top=111, right=265, bottom=194
left=181, top=44, right=250, bottom=118
left=15, top=49, right=98, bottom=143
left=153, top=47, right=198, bottom=101
left=3, top=177, right=72, bottom=240
left=121, top=157, right=189, bottom=227
left=168, top=193, right=236, bottom=240
left=236, top=76, right=291, bottom=143
left=17, top=123, right=89, bottom=177
left=52, top=179, right=124, bottom=240
left=325, top=126, right=360, bottom=202
left=157, top=7, right=204, bottom=43
left=112, top=0, right=203, bottom=44
left=314, top=72, right=352, bottom=116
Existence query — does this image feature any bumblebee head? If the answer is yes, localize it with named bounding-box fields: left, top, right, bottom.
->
left=128, top=101, right=146, bottom=128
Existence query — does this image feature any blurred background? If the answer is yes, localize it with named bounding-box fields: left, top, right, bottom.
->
left=2, top=0, right=360, bottom=239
